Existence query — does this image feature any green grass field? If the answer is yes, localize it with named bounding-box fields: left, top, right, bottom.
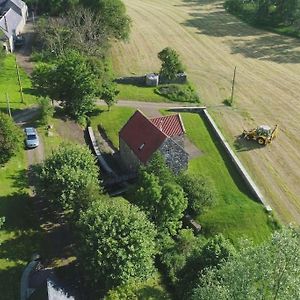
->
left=0, top=151, right=43, bottom=300
left=117, top=83, right=167, bottom=102
left=0, top=55, right=37, bottom=112
left=90, top=106, right=135, bottom=148
left=180, top=112, right=276, bottom=243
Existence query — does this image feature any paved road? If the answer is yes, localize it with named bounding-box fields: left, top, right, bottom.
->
left=13, top=106, right=45, bottom=173
left=97, top=99, right=202, bottom=117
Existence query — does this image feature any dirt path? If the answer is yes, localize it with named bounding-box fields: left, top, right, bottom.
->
left=15, top=18, right=35, bottom=75
left=111, top=0, right=300, bottom=224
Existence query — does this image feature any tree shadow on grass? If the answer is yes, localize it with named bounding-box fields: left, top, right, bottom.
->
left=181, top=2, right=300, bottom=63
left=115, top=76, right=146, bottom=87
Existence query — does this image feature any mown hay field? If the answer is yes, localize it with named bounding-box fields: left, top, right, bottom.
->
left=111, top=0, right=300, bottom=224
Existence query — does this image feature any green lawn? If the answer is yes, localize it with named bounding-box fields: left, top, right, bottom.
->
left=0, top=55, right=37, bottom=112
left=90, top=106, right=135, bottom=148
left=0, top=151, right=43, bottom=300
left=180, top=112, right=276, bottom=243
left=117, top=83, right=167, bottom=102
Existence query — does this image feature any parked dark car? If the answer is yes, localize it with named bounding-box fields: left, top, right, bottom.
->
left=14, top=35, right=25, bottom=47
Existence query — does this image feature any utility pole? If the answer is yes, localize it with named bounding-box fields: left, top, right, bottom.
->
left=6, top=93, right=12, bottom=118
left=15, top=57, right=25, bottom=104
left=230, top=66, right=237, bottom=104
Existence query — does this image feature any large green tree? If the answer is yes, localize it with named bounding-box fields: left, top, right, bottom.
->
left=76, top=197, right=157, bottom=291
left=32, top=51, right=101, bottom=119
left=191, top=228, right=300, bottom=300
left=39, top=143, right=100, bottom=220
left=136, top=171, right=187, bottom=235
left=158, top=47, right=185, bottom=80
left=26, top=0, right=79, bottom=15
left=0, top=113, right=23, bottom=165
left=80, top=0, right=131, bottom=40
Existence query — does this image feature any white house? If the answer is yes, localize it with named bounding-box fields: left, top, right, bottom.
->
left=0, top=0, right=28, bottom=52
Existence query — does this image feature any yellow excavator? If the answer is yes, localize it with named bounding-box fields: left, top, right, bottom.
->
left=242, top=124, right=278, bottom=145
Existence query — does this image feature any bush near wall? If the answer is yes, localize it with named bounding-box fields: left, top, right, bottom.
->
left=155, top=84, right=200, bottom=103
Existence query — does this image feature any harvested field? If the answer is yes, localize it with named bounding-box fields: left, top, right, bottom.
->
left=111, top=0, right=300, bottom=224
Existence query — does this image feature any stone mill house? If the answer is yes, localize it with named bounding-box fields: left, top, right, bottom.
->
left=119, top=110, right=189, bottom=174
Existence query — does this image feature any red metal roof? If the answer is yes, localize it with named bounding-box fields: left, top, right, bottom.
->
left=150, top=114, right=185, bottom=137
left=119, top=110, right=167, bottom=163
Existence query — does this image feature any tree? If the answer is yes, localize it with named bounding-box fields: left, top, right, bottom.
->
left=141, top=152, right=173, bottom=185
left=191, top=228, right=300, bottom=300
left=32, top=51, right=101, bottom=120
left=200, top=234, right=236, bottom=268
left=39, top=143, right=101, bottom=220
left=76, top=197, right=157, bottom=291
left=102, top=81, right=119, bottom=111
left=158, top=47, right=184, bottom=80
left=27, top=0, right=79, bottom=16
left=274, top=0, right=299, bottom=24
left=38, top=96, right=54, bottom=125
left=0, top=113, right=23, bottom=165
left=135, top=172, right=187, bottom=234
left=177, top=173, right=216, bottom=216
left=160, top=229, right=201, bottom=284
left=159, top=183, right=188, bottom=235
left=80, top=0, right=131, bottom=40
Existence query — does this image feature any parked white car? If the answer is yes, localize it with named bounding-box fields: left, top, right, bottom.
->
left=24, top=127, right=39, bottom=148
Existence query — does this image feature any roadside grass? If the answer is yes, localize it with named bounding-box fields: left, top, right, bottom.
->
left=179, top=112, right=275, bottom=244
left=117, top=83, right=167, bottom=102
left=0, top=151, right=43, bottom=300
left=0, top=55, right=37, bottom=111
left=90, top=106, right=135, bottom=149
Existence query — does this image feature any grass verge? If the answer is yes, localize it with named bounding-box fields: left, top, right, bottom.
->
left=0, top=151, right=43, bottom=300
left=117, top=83, right=167, bottom=102
left=0, top=55, right=37, bottom=112
left=90, top=106, right=135, bottom=149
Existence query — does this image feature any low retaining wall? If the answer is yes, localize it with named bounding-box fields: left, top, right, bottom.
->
left=87, top=126, right=115, bottom=176
left=168, top=106, right=272, bottom=212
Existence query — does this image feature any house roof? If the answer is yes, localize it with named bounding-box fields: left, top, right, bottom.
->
left=0, top=7, right=22, bottom=38
left=119, top=110, right=168, bottom=163
left=150, top=114, right=185, bottom=137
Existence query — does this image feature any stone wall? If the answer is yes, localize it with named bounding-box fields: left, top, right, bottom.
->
left=171, top=134, right=185, bottom=148
left=159, top=137, right=188, bottom=174
left=119, top=138, right=141, bottom=173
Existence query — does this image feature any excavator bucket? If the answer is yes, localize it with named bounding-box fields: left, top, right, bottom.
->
left=270, top=125, right=279, bottom=140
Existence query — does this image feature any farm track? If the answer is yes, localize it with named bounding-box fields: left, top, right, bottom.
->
left=112, top=0, right=300, bottom=223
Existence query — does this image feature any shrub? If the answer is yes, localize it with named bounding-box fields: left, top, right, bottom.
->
left=0, top=113, right=23, bottom=165
left=155, top=84, right=200, bottom=103
left=177, top=174, right=217, bottom=216
left=39, top=96, right=54, bottom=125
left=224, top=0, right=243, bottom=14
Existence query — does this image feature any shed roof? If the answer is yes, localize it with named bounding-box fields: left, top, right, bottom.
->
left=119, top=110, right=167, bottom=163
left=150, top=114, right=185, bottom=137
